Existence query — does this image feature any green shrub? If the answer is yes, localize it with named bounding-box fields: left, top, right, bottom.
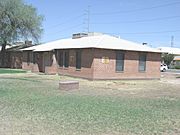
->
left=161, top=54, right=174, bottom=66
left=174, top=65, right=180, bottom=69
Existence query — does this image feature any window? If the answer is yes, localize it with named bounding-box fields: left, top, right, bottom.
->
left=33, top=53, right=36, bottom=64
left=27, top=52, right=30, bottom=63
left=57, top=51, right=69, bottom=68
left=116, top=51, right=125, bottom=71
left=139, top=54, right=146, bottom=71
left=58, top=51, right=63, bottom=67
left=64, top=51, right=69, bottom=68
left=76, top=50, right=82, bottom=69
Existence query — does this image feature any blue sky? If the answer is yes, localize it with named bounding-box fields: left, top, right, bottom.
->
left=25, top=0, right=180, bottom=48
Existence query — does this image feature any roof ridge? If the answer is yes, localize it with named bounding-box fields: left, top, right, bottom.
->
left=94, top=34, right=106, bottom=47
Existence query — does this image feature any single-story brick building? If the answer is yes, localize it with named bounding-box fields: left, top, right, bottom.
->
left=22, top=49, right=57, bottom=74
left=0, top=41, right=32, bottom=68
left=22, top=33, right=162, bottom=80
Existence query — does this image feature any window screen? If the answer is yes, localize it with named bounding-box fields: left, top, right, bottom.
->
left=76, top=50, right=81, bottom=69
left=64, top=51, right=69, bottom=68
left=116, top=52, right=124, bottom=71
left=27, top=52, right=30, bottom=63
left=139, top=54, right=146, bottom=71
left=58, top=51, right=63, bottom=67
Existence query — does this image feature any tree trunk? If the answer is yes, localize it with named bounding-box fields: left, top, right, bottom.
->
left=0, top=41, right=7, bottom=68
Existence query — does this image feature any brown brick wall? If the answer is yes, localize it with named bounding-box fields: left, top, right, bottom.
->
left=43, top=52, right=58, bottom=74
left=22, top=51, right=58, bottom=74
left=31, top=52, right=43, bottom=73
left=57, top=49, right=94, bottom=79
left=9, top=52, right=22, bottom=69
left=32, top=52, right=45, bottom=73
left=93, top=49, right=161, bottom=79
left=22, top=48, right=161, bottom=80
left=3, top=52, right=22, bottom=69
left=22, top=51, right=33, bottom=71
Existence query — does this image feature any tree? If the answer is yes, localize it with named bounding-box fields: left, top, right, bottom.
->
left=162, top=53, right=174, bottom=66
left=0, top=0, right=43, bottom=67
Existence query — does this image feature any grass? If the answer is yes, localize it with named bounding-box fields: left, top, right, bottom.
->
left=0, top=68, right=27, bottom=74
left=0, top=71, right=180, bottom=135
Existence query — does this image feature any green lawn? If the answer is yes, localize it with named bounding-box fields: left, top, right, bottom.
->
left=0, top=71, right=180, bottom=135
left=0, top=68, right=27, bottom=74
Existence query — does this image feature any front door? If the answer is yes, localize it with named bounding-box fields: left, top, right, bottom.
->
left=38, top=53, right=44, bottom=72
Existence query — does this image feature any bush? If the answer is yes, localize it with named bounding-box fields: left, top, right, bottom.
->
left=162, top=54, right=174, bottom=66
left=174, top=65, right=180, bottom=69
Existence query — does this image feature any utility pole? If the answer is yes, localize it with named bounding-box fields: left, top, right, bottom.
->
left=171, top=36, right=174, bottom=47
left=83, top=6, right=90, bottom=33
left=87, top=5, right=90, bottom=33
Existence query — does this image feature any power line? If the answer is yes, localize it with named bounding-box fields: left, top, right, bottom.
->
left=92, top=1, right=180, bottom=15
left=90, top=15, right=180, bottom=24
left=105, top=30, right=180, bottom=35
left=171, top=36, right=174, bottom=47
left=44, top=29, right=180, bottom=42
left=46, top=14, right=84, bottom=29
left=43, top=36, right=71, bottom=43
left=46, top=23, right=83, bottom=35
